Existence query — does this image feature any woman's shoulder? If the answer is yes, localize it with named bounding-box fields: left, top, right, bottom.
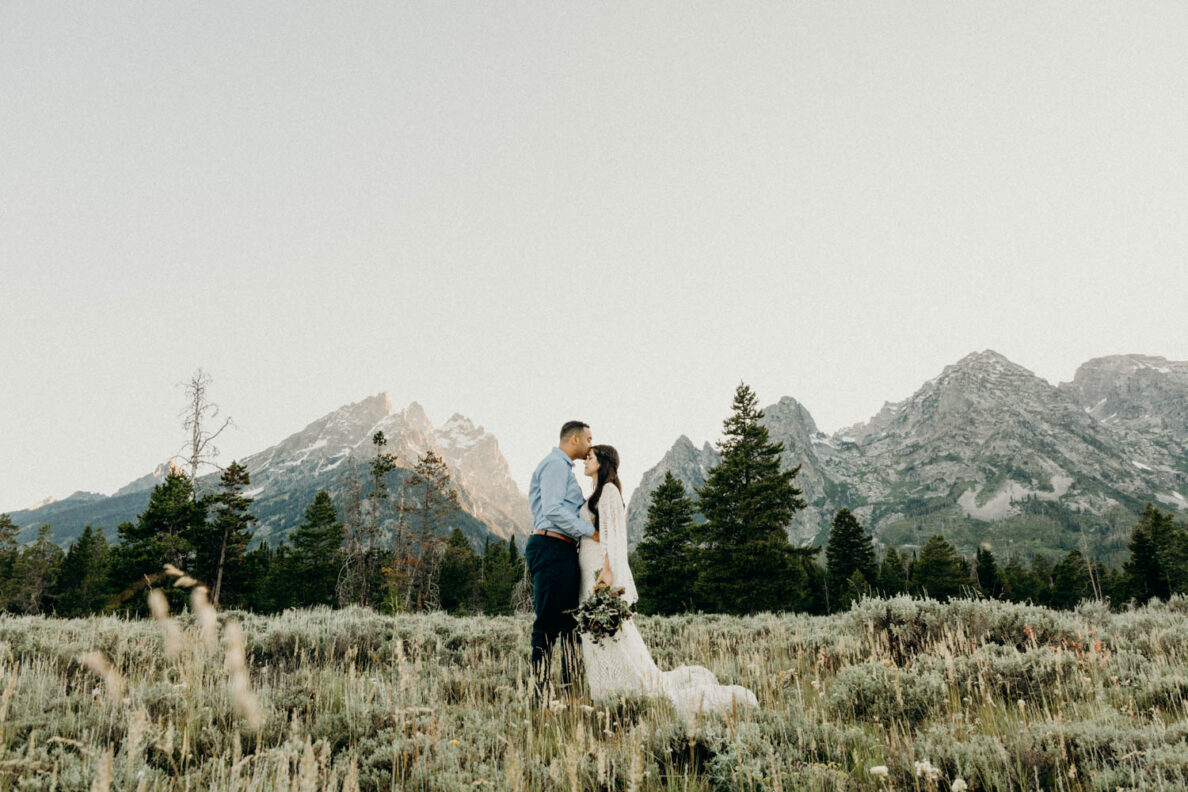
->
left=604, top=482, right=624, bottom=505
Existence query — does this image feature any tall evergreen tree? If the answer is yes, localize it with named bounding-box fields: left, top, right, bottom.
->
left=878, top=546, right=908, bottom=596
left=0, top=514, right=18, bottom=608
left=196, top=461, right=256, bottom=608
left=636, top=472, right=701, bottom=615
left=109, top=468, right=205, bottom=613
left=975, top=545, right=1004, bottom=598
left=290, top=490, right=344, bottom=608
left=4, top=525, right=65, bottom=615
left=1123, top=504, right=1188, bottom=603
left=54, top=525, right=111, bottom=616
left=825, top=508, right=878, bottom=612
left=1000, top=554, right=1038, bottom=603
left=910, top=535, right=968, bottom=601
left=479, top=538, right=518, bottom=616
left=436, top=528, right=481, bottom=615
left=694, top=383, right=807, bottom=614
left=240, top=539, right=290, bottom=613
left=1051, top=549, right=1094, bottom=609
left=1029, top=554, right=1055, bottom=607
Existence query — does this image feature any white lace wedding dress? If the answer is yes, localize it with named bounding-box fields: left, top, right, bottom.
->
left=577, top=485, right=759, bottom=720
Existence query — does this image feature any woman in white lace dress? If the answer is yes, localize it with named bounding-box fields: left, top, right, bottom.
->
left=577, top=445, right=759, bottom=720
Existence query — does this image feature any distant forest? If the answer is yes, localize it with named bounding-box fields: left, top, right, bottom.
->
left=3, top=383, right=1186, bottom=620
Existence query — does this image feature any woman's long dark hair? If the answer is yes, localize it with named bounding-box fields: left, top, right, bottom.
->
left=587, top=444, right=622, bottom=530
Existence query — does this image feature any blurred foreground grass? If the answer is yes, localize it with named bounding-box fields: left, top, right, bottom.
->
left=2, top=594, right=1187, bottom=791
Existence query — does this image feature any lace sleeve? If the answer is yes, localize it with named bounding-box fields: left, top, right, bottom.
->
left=602, top=484, right=638, bottom=606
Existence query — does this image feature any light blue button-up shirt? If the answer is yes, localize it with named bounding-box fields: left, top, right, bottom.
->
left=529, top=447, right=596, bottom=541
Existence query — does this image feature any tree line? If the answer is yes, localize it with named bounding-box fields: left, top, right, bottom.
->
left=0, top=432, right=526, bottom=618
left=2, top=381, right=1185, bottom=619
left=633, top=383, right=1188, bottom=616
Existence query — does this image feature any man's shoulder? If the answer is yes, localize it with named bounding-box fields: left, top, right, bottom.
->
left=532, top=448, right=567, bottom=474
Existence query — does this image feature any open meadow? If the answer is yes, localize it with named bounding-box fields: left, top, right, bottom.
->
left=1, top=595, right=1187, bottom=791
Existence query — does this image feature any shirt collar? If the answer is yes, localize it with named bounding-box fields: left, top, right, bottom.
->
left=552, top=447, right=574, bottom=464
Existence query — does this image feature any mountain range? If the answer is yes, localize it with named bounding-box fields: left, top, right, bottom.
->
left=626, top=352, right=1188, bottom=564
left=10, top=352, right=1187, bottom=565
left=9, top=393, right=531, bottom=553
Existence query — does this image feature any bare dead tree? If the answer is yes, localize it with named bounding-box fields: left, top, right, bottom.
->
left=174, top=367, right=234, bottom=500
left=395, top=449, right=457, bottom=612
left=337, top=457, right=366, bottom=607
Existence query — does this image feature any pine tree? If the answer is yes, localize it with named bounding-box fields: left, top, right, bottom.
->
left=910, top=535, right=968, bottom=601
left=54, top=525, right=111, bottom=616
left=694, top=383, right=807, bottom=614
left=636, top=472, right=701, bottom=615
left=436, top=528, right=481, bottom=615
left=479, top=538, right=518, bottom=616
left=1051, top=549, right=1093, bottom=609
left=825, top=509, right=878, bottom=612
left=975, top=545, right=1003, bottom=598
left=1000, top=554, right=1037, bottom=603
left=1123, top=504, right=1188, bottom=603
left=196, top=461, right=256, bottom=608
left=1030, top=554, right=1055, bottom=607
left=109, top=468, right=205, bottom=613
left=387, top=449, right=459, bottom=612
left=4, top=525, right=65, bottom=615
left=0, top=514, right=18, bottom=608
left=290, top=490, right=344, bottom=608
left=878, top=547, right=907, bottom=596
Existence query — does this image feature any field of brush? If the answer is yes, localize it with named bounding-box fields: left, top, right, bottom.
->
left=1, top=595, right=1187, bottom=791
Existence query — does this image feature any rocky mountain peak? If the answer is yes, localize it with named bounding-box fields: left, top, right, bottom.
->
left=399, top=401, right=434, bottom=436
left=764, top=396, right=820, bottom=438
left=1060, top=354, right=1188, bottom=446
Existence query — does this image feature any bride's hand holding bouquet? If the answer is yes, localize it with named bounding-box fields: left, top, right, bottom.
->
left=570, top=555, right=632, bottom=646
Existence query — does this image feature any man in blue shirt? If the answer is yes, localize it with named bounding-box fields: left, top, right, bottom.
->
left=525, top=420, right=595, bottom=706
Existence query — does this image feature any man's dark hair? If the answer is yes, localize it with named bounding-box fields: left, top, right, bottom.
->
left=560, top=421, right=589, bottom=443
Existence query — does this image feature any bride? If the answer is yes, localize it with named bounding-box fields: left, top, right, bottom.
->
left=577, top=444, right=759, bottom=719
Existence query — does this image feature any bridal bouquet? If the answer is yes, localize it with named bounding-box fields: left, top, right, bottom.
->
left=568, top=582, right=633, bottom=646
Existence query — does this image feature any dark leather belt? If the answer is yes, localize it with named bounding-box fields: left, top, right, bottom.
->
left=533, top=529, right=576, bottom=546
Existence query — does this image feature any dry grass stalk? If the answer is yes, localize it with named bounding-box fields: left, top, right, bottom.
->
left=222, top=620, right=263, bottom=731
left=147, top=588, right=182, bottom=660
left=0, top=663, right=18, bottom=746
left=78, top=651, right=125, bottom=703
left=89, top=747, right=113, bottom=792
left=191, top=585, right=220, bottom=653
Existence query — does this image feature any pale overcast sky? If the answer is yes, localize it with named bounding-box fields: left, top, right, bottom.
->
left=2, top=2, right=1186, bottom=513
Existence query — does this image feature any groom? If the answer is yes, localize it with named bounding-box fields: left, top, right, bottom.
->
left=525, top=420, right=596, bottom=706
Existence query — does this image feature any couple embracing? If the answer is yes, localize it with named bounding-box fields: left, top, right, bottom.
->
left=524, top=421, right=759, bottom=720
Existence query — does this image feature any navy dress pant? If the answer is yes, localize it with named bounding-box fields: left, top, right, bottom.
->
left=524, top=533, right=582, bottom=699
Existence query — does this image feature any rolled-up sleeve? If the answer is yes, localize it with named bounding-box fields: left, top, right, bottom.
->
left=540, top=458, right=595, bottom=539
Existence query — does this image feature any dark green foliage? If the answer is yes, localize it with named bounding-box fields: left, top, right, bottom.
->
left=289, top=490, right=344, bottom=608
left=694, top=383, right=808, bottom=614
left=910, top=535, right=969, bottom=601
left=240, top=540, right=293, bottom=613
left=975, top=545, right=1003, bottom=598
left=636, top=472, right=701, bottom=615
left=478, top=538, right=521, bottom=616
left=4, top=525, right=64, bottom=614
left=436, top=528, right=481, bottom=615
left=1050, top=549, right=1094, bottom=609
left=825, top=508, right=878, bottom=612
left=109, top=468, right=205, bottom=614
left=790, top=546, right=829, bottom=614
left=1123, top=504, right=1188, bottom=603
left=53, top=525, right=111, bottom=616
left=196, top=461, right=256, bottom=608
left=0, top=513, right=17, bottom=608
left=1029, top=554, right=1055, bottom=607
left=878, top=547, right=907, bottom=596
